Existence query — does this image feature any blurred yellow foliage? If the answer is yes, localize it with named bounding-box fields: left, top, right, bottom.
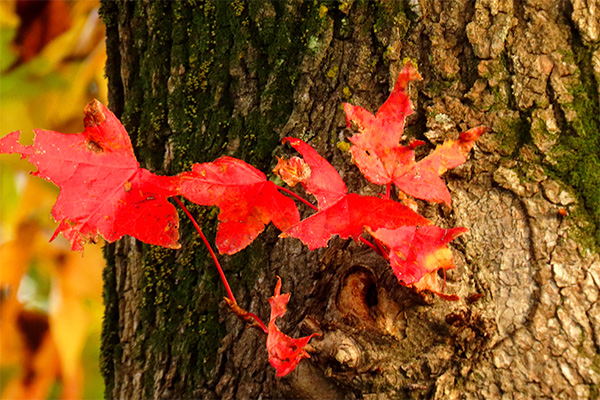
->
left=0, top=0, right=108, bottom=398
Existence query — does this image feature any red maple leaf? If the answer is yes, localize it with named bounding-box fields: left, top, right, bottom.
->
left=278, top=138, right=430, bottom=250
left=367, top=225, right=467, bottom=285
left=343, top=62, right=421, bottom=186
left=267, top=277, right=319, bottom=377
left=344, top=62, right=485, bottom=206
left=177, top=157, right=300, bottom=255
left=0, top=100, right=181, bottom=252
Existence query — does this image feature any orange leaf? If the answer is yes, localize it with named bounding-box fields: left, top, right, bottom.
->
left=273, top=156, right=311, bottom=187
left=368, top=225, right=466, bottom=299
left=10, top=0, right=72, bottom=68
left=0, top=309, right=62, bottom=400
left=344, top=61, right=486, bottom=207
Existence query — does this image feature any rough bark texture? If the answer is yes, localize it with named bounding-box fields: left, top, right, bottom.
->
left=100, top=1, right=600, bottom=399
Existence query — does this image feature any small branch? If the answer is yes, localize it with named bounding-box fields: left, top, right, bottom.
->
left=174, top=197, right=236, bottom=304
left=276, top=185, right=319, bottom=212
left=385, top=182, right=391, bottom=199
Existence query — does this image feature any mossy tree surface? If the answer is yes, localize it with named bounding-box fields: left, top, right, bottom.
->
left=100, top=1, right=600, bottom=399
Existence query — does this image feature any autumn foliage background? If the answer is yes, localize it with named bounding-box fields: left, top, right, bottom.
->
left=0, top=1, right=107, bottom=398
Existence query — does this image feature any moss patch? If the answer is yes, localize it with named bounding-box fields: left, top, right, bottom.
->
left=550, top=59, right=600, bottom=247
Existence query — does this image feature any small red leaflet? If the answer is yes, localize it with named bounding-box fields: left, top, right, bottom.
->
left=267, top=277, right=319, bottom=377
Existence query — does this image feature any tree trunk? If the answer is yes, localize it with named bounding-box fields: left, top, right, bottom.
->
left=99, top=1, right=600, bottom=399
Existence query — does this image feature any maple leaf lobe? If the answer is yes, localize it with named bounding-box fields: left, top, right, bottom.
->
left=81, top=99, right=136, bottom=155
left=412, top=270, right=460, bottom=301
left=84, top=99, right=106, bottom=126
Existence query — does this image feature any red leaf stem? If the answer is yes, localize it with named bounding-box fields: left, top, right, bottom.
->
left=174, top=197, right=236, bottom=304
left=276, top=185, right=319, bottom=212
left=245, top=311, right=268, bottom=333
left=358, top=236, right=380, bottom=254
left=224, top=298, right=268, bottom=334
left=375, top=239, right=389, bottom=261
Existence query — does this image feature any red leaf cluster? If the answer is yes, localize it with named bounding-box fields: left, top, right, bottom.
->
left=1, top=61, right=485, bottom=377
left=277, top=132, right=474, bottom=298
left=279, top=137, right=430, bottom=250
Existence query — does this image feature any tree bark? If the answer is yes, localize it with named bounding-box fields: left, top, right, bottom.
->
left=99, top=1, right=600, bottom=399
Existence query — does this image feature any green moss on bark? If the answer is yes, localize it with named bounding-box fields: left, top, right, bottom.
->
left=550, top=47, right=600, bottom=247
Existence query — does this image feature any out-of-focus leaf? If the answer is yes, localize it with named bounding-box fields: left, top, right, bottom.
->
left=0, top=220, right=37, bottom=289
left=0, top=224, right=103, bottom=399
left=8, top=0, right=72, bottom=70
left=0, top=2, right=19, bottom=28
left=0, top=308, right=62, bottom=400
left=0, top=0, right=107, bottom=136
left=0, top=167, right=20, bottom=238
left=0, top=1, right=106, bottom=398
left=1, top=171, right=58, bottom=242
left=48, top=244, right=104, bottom=382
